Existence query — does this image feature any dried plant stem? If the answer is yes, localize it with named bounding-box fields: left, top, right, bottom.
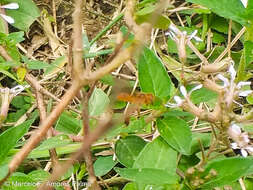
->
left=38, top=113, right=112, bottom=190
left=214, top=27, right=246, bottom=64
left=28, top=77, right=59, bottom=167
left=82, top=92, right=101, bottom=190
left=0, top=0, right=162, bottom=186
left=8, top=82, right=81, bottom=172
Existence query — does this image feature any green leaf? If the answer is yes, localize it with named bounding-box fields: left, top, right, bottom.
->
left=115, top=135, right=147, bottom=167
left=5, top=0, right=40, bottom=31
left=157, top=116, right=192, bottom=155
left=115, top=167, right=177, bottom=185
left=201, top=157, right=253, bottom=189
left=8, top=32, right=25, bottom=43
left=27, top=143, right=81, bottom=159
left=186, top=0, right=249, bottom=26
left=43, top=56, right=67, bottom=77
left=2, top=172, right=35, bottom=190
left=135, top=4, right=171, bottom=29
left=94, top=156, right=117, bottom=176
left=35, top=135, right=72, bottom=151
left=55, top=111, right=82, bottom=134
left=88, top=88, right=110, bottom=116
left=0, top=164, right=8, bottom=180
left=190, top=133, right=211, bottom=154
left=0, top=68, right=17, bottom=81
left=26, top=60, right=51, bottom=70
left=133, top=137, right=177, bottom=174
left=0, top=119, right=34, bottom=162
left=244, top=40, right=253, bottom=68
left=123, top=182, right=138, bottom=190
left=138, top=47, right=172, bottom=100
left=190, top=86, right=217, bottom=105
left=28, top=170, right=50, bottom=182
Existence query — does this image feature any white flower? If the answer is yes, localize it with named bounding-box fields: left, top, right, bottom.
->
left=240, top=0, right=248, bottom=8
left=0, top=3, right=19, bottom=24
left=165, top=84, right=202, bottom=108
left=217, top=64, right=253, bottom=97
left=228, top=124, right=253, bottom=157
left=165, top=24, right=203, bottom=43
left=231, top=142, right=253, bottom=157
left=0, top=85, right=30, bottom=96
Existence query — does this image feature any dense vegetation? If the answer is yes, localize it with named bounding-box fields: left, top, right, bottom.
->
left=1, top=0, right=253, bottom=189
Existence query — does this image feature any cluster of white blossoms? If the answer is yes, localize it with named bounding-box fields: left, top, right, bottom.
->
left=0, top=2, right=19, bottom=24
left=228, top=124, right=253, bottom=157
left=165, top=24, right=202, bottom=44
left=217, top=63, right=253, bottom=99
left=165, top=84, right=203, bottom=108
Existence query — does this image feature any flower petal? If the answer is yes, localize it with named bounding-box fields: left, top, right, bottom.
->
left=217, top=74, right=229, bottom=87
left=0, top=13, right=14, bottom=24
left=230, top=124, right=241, bottom=135
left=241, top=149, right=248, bottom=157
left=189, top=84, right=203, bottom=95
left=1, top=3, right=19, bottom=9
left=239, top=90, right=253, bottom=97
left=168, top=24, right=181, bottom=35
left=180, top=86, right=187, bottom=98
left=231, top=142, right=239, bottom=149
left=174, top=96, right=183, bottom=105
left=240, top=0, right=248, bottom=8
left=237, top=81, right=251, bottom=89
left=246, top=146, right=253, bottom=153
left=228, top=64, right=236, bottom=82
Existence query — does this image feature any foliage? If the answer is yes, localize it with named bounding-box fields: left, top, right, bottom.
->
left=1, top=0, right=253, bottom=190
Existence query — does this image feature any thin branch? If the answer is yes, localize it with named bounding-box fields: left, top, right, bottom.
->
left=38, top=112, right=113, bottom=190
left=28, top=77, right=58, bottom=167
left=82, top=89, right=101, bottom=190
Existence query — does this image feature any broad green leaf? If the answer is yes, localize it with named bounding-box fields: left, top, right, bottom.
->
left=190, top=133, right=211, bottom=154
left=138, top=47, right=172, bottom=100
left=186, top=0, right=249, bottom=26
left=5, top=0, right=40, bottom=31
left=8, top=32, right=25, bottom=43
left=115, top=167, right=177, bottom=185
left=55, top=111, right=82, bottom=134
left=133, top=137, right=177, bottom=174
left=35, top=135, right=72, bottom=151
left=94, top=156, right=117, bottom=176
left=28, top=170, right=50, bottom=182
left=2, top=172, right=35, bottom=190
left=190, top=86, right=217, bottom=105
left=0, top=164, right=8, bottom=180
left=157, top=116, right=192, bottom=155
left=0, top=119, right=34, bottom=162
left=11, top=96, right=28, bottom=109
left=26, top=60, right=51, bottom=70
left=115, top=135, right=147, bottom=167
left=135, top=4, right=171, bottom=29
left=123, top=182, right=138, bottom=190
left=201, top=157, right=253, bottom=189
left=88, top=88, right=110, bottom=116
left=28, top=143, right=81, bottom=159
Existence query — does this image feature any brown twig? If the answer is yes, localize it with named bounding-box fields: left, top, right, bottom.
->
left=38, top=112, right=113, bottom=190
left=0, top=0, right=163, bottom=186
left=82, top=89, right=101, bottom=190
left=27, top=76, right=59, bottom=168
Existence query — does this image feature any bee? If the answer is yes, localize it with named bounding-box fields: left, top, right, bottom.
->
left=116, top=92, right=155, bottom=125
left=116, top=92, right=154, bottom=105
